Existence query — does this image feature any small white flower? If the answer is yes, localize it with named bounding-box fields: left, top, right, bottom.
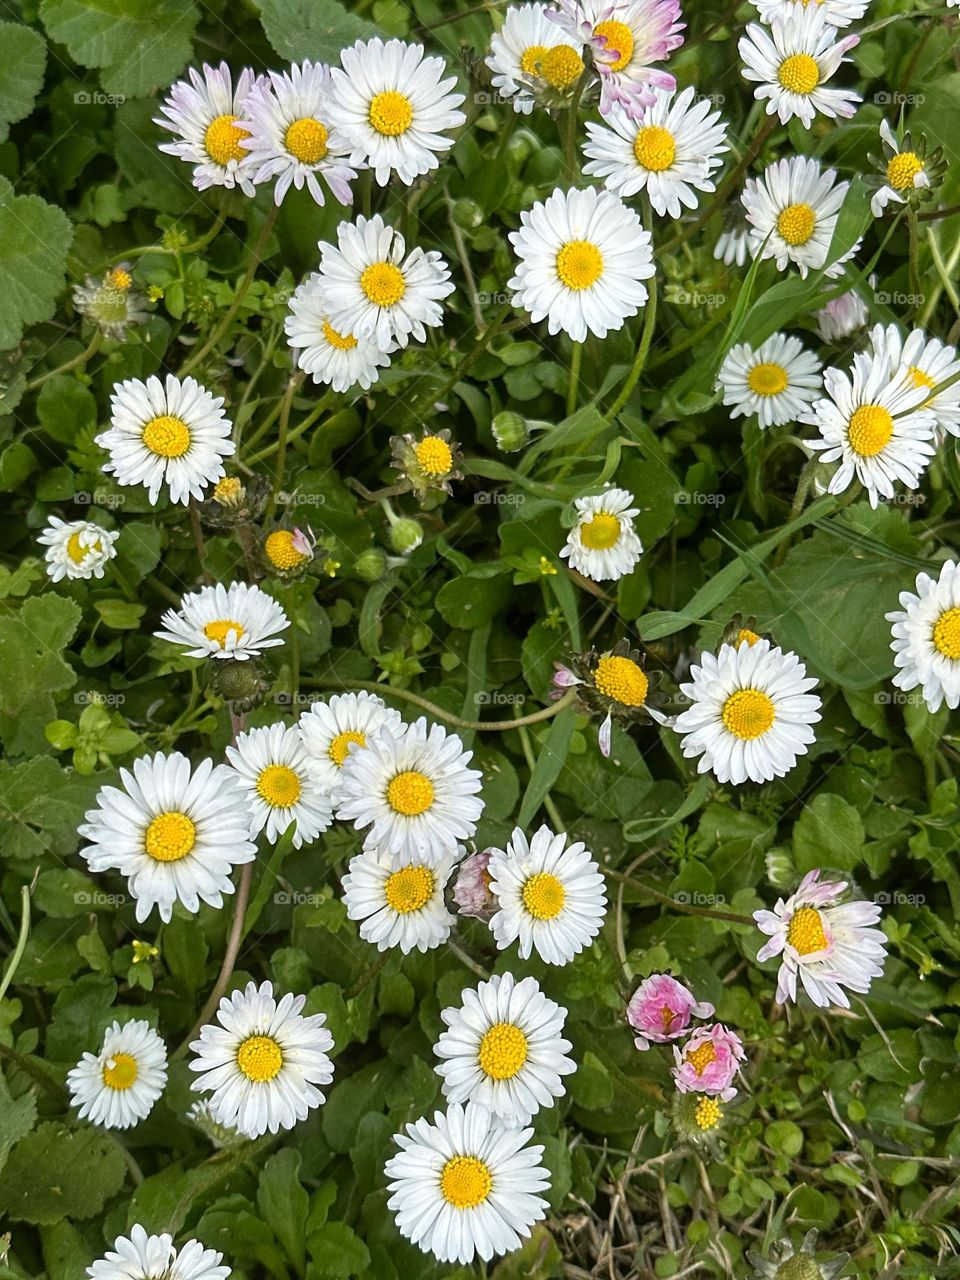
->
left=739, top=9, right=860, bottom=128
left=867, top=322, right=960, bottom=439
left=486, top=3, right=587, bottom=114
left=752, top=0, right=870, bottom=28
left=37, top=517, right=118, bottom=582
left=155, top=581, right=290, bottom=662
left=67, top=1020, right=167, bottom=1130
left=87, top=1225, right=230, bottom=1280
left=285, top=273, right=393, bottom=393
left=714, top=223, right=751, bottom=267
left=871, top=119, right=932, bottom=218
left=154, top=61, right=263, bottom=196
left=887, top=560, right=960, bottom=713
left=342, top=847, right=457, bottom=953
left=561, top=486, right=643, bottom=582
left=742, top=155, right=858, bottom=279
left=814, top=283, right=870, bottom=342
left=718, top=332, right=823, bottom=428
left=298, top=690, right=404, bottom=794
left=226, top=723, right=333, bottom=848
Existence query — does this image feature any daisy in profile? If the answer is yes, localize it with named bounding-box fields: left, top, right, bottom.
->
left=298, top=690, right=403, bottom=794
left=742, top=156, right=856, bottom=279
left=753, top=0, right=869, bottom=28
left=583, top=88, right=727, bottom=218
left=97, top=374, right=234, bottom=506
left=887, top=560, right=960, bottom=713
left=326, top=38, right=465, bottom=186
left=561, top=487, right=643, bottom=582
left=189, top=980, right=334, bottom=1139
left=335, top=718, right=484, bottom=863
left=341, top=848, right=457, bottom=953
left=155, top=61, right=262, bottom=196
left=713, top=207, right=752, bottom=267
left=673, top=639, right=821, bottom=786
left=868, top=323, right=960, bottom=439
left=739, top=9, right=860, bottom=128
left=486, top=3, right=586, bottom=114
left=754, top=869, right=887, bottom=1008
left=285, top=274, right=392, bottom=393
left=155, top=581, right=290, bottom=662
left=626, top=974, right=714, bottom=1051
left=487, top=825, right=608, bottom=966
left=87, top=1225, right=230, bottom=1280
left=814, top=283, right=870, bottom=343
left=226, top=724, right=333, bottom=848
left=317, top=214, right=454, bottom=350
left=78, top=752, right=256, bottom=923
left=509, top=186, right=653, bottom=342
left=671, top=1024, right=745, bottom=1101
left=869, top=120, right=941, bottom=218
left=38, top=517, right=119, bottom=582
left=385, top=1101, right=550, bottom=1265
left=803, top=350, right=938, bottom=507
left=718, top=333, right=823, bottom=428
left=239, top=61, right=356, bottom=206
left=67, top=1020, right=167, bottom=1130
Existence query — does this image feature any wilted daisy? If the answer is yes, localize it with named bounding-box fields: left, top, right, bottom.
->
left=189, top=980, right=334, bottom=1139
left=742, top=156, right=855, bottom=279
left=718, top=333, right=823, bottom=428
left=155, top=581, right=290, bottom=662
left=262, top=526, right=316, bottom=578
left=486, top=3, right=587, bottom=114
left=868, top=322, right=960, bottom=439
left=626, top=974, right=714, bottom=1051
left=226, top=723, right=333, bottom=848
left=317, top=214, right=454, bottom=350
left=672, top=1023, right=745, bottom=1101
left=560, top=487, right=643, bottom=582
left=453, top=849, right=497, bottom=920
left=391, top=428, right=463, bottom=503
left=887, top=560, right=960, bottom=713
left=37, top=517, right=119, bottom=582
left=239, top=61, right=355, bottom=206
left=869, top=119, right=943, bottom=218
left=385, top=1101, right=550, bottom=1265
left=814, top=283, right=870, bottom=343
left=78, top=752, right=256, bottom=923
left=739, top=9, right=860, bottom=128
left=326, top=38, right=465, bottom=186
left=509, top=186, right=653, bottom=343
left=299, top=691, right=403, bottom=794
left=488, top=824, right=608, bottom=966
left=753, top=0, right=869, bottom=27
left=341, top=847, right=457, bottom=953
left=553, top=639, right=665, bottom=755
left=67, top=1020, right=167, bottom=1130
left=87, top=1225, right=230, bottom=1280
left=754, top=869, right=887, bottom=1008
left=748, top=1230, right=850, bottom=1280
left=97, top=374, right=234, bottom=506
left=674, top=639, right=822, bottom=786
left=73, top=263, right=150, bottom=340
left=155, top=61, right=262, bottom=196
left=285, top=273, right=392, bottom=392
left=335, top=717, right=484, bottom=863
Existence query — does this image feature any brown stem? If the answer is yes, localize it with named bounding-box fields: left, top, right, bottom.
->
left=302, top=679, right=577, bottom=732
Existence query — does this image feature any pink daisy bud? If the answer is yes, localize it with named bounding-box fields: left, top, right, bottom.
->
left=452, top=850, right=496, bottom=920
left=552, top=663, right=581, bottom=690
left=672, top=1023, right=745, bottom=1102
left=626, top=974, right=714, bottom=1051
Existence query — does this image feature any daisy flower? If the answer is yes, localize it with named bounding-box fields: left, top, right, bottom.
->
left=713, top=207, right=752, bottom=267
left=868, top=322, right=960, bottom=439
left=739, top=9, right=860, bottom=128
left=317, top=214, right=454, bottom=350
left=97, top=374, right=234, bottom=506
left=752, top=0, right=870, bottom=28
left=718, top=333, right=823, bottom=428
left=384, top=1101, right=550, bottom=1265
left=73, top=263, right=150, bottom=340
left=155, top=581, right=290, bottom=662
left=37, top=517, right=119, bottom=582
left=671, top=1023, right=745, bottom=1101
left=887, top=560, right=960, bottom=713
left=673, top=639, right=822, bottom=786
left=626, top=974, right=714, bottom=1051
left=67, top=1020, right=167, bottom=1130
left=452, top=849, right=498, bottom=920
left=803, top=349, right=938, bottom=507
left=238, top=60, right=355, bottom=206
left=189, top=980, right=334, bottom=1139
left=554, top=639, right=666, bottom=756
left=742, top=156, right=857, bottom=279
left=341, top=847, right=457, bottom=953
left=226, top=723, right=333, bottom=848
left=754, top=869, right=887, bottom=1008
left=326, top=37, right=466, bottom=186
left=869, top=120, right=937, bottom=218
left=155, top=61, right=262, bottom=196
left=486, top=3, right=587, bottom=114
left=814, top=282, right=870, bottom=343
left=87, top=1225, right=230, bottom=1280
left=487, top=824, right=608, bottom=966
left=583, top=88, right=728, bottom=218
left=508, top=186, right=653, bottom=343
left=298, top=690, right=404, bottom=794
left=284, top=273, right=392, bottom=392
left=560, top=487, right=643, bottom=582
left=335, top=717, right=484, bottom=863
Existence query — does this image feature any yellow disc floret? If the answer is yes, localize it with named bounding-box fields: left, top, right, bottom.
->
left=67, top=531, right=100, bottom=564
left=580, top=512, right=621, bottom=551
left=414, top=436, right=454, bottom=476
left=386, top=770, right=435, bottom=816
left=360, top=261, right=407, bottom=308
left=369, top=90, right=413, bottom=136
left=520, top=44, right=549, bottom=76
left=776, top=202, right=816, bottom=246
left=737, top=628, right=761, bottom=647
left=285, top=117, right=329, bottom=164
left=722, top=688, right=776, bottom=740
left=887, top=151, right=923, bottom=192
left=634, top=125, right=676, bottom=172
left=908, top=365, right=935, bottom=391
left=539, top=45, right=586, bottom=90
left=256, top=764, right=302, bottom=809
left=265, top=530, right=311, bottom=571
left=145, top=811, right=196, bottom=862
left=105, top=266, right=132, bottom=292
left=477, top=1022, right=529, bottom=1080
left=205, top=113, right=251, bottom=165
left=203, top=619, right=245, bottom=648
left=328, top=730, right=366, bottom=767
left=847, top=404, right=893, bottom=457
left=685, top=1040, right=717, bottom=1076
left=594, top=19, right=634, bottom=72
left=556, top=239, right=604, bottom=291
left=522, top=871, right=565, bottom=920
left=322, top=318, right=358, bottom=351
left=102, top=1052, right=139, bottom=1090
left=440, top=1155, right=492, bottom=1209
left=213, top=476, right=243, bottom=506
left=384, top=864, right=435, bottom=914
left=777, top=53, right=820, bottom=95
left=786, top=905, right=828, bottom=956
left=593, top=655, right=649, bottom=707
left=236, top=1034, right=284, bottom=1082
left=142, top=414, right=191, bottom=459
left=933, top=608, right=960, bottom=660
left=695, top=1096, right=722, bottom=1131
left=747, top=362, right=789, bottom=397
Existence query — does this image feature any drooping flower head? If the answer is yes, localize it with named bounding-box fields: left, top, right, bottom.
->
left=626, top=974, right=714, bottom=1051
left=553, top=639, right=665, bottom=756
left=671, top=1023, right=745, bottom=1101
left=452, top=849, right=498, bottom=920
left=73, top=263, right=150, bottom=340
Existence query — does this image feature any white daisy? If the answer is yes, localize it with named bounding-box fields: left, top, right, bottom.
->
left=870, top=119, right=933, bottom=218
left=298, top=690, right=404, bottom=794
left=714, top=223, right=751, bottom=267
left=154, top=61, right=263, bottom=196
left=155, top=581, right=290, bottom=662
left=434, top=973, right=576, bottom=1125
left=87, top=1225, right=230, bottom=1280
left=754, top=869, right=887, bottom=1008
left=560, top=486, right=643, bottom=582
left=78, top=751, right=257, bottom=924
left=189, top=980, right=334, bottom=1139
left=803, top=349, right=938, bottom=507
left=335, top=717, right=484, bottom=863
left=284, top=273, right=393, bottom=392
left=508, top=186, right=654, bottom=343
left=814, top=282, right=870, bottom=343
left=486, top=3, right=587, bottom=114
left=341, top=847, right=457, bottom=953
left=867, top=322, right=960, bottom=439
left=225, top=723, right=333, bottom=848
left=385, top=1101, right=550, bottom=1265
left=487, top=824, right=608, bottom=966
left=887, top=560, right=960, bottom=712
left=673, top=639, right=822, bottom=786
left=37, top=517, right=119, bottom=582
left=67, top=1020, right=167, bottom=1130
left=583, top=87, right=727, bottom=218
left=742, top=156, right=857, bottom=279
left=718, top=333, right=823, bottom=428
left=739, top=9, right=860, bottom=127
left=97, top=374, right=234, bottom=506
left=753, top=0, right=871, bottom=28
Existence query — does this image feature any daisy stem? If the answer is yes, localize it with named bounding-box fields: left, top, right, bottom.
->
left=26, top=331, right=102, bottom=392
left=0, top=883, right=32, bottom=1006
left=603, top=869, right=754, bottom=926
left=566, top=340, right=583, bottom=417
left=302, top=678, right=578, bottom=732
left=922, top=226, right=960, bottom=325
left=907, top=206, right=922, bottom=305
left=607, top=255, right=658, bottom=421
left=563, top=68, right=590, bottom=182
left=189, top=501, right=211, bottom=583
left=267, top=372, right=304, bottom=515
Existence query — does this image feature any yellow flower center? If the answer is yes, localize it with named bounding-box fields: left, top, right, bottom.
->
left=520, top=44, right=549, bottom=75
left=386, top=770, right=435, bottom=816
left=908, top=365, right=936, bottom=391
left=142, top=414, right=191, bottom=459
left=659, top=1005, right=678, bottom=1031
left=328, top=730, right=366, bottom=767
left=777, top=53, right=820, bottom=95
left=695, top=1096, right=722, bottom=1131
left=477, top=1021, right=529, bottom=1080
left=776, top=202, right=816, bottom=246
left=594, top=19, right=634, bottom=72
left=539, top=44, right=586, bottom=90
left=887, top=151, right=923, bottom=192
left=236, top=1034, right=283, bottom=1082
left=265, top=529, right=310, bottom=570
left=322, top=318, right=358, bottom=351
left=633, top=125, right=676, bottom=172
left=360, top=261, right=407, bottom=308
left=580, top=512, right=621, bottom=551
left=66, top=531, right=100, bottom=563
left=747, top=362, right=789, bottom=396
left=369, top=90, right=413, bottom=136
left=786, top=905, right=829, bottom=956
left=203, top=619, right=245, bottom=648
left=384, top=864, right=435, bottom=913
left=439, top=1155, right=492, bottom=1209
left=204, top=113, right=251, bottom=165
left=284, top=116, right=329, bottom=164
left=686, top=1041, right=717, bottom=1075
left=105, top=266, right=132, bottom=291
left=102, top=1052, right=139, bottom=1091
left=144, top=811, right=196, bottom=862
left=414, top=436, right=454, bottom=476
left=556, top=239, right=604, bottom=291
left=933, top=607, right=960, bottom=660
left=847, top=404, right=893, bottom=457
left=737, top=628, right=761, bottom=647
left=593, top=655, right=648, bottom=707
left=521, top=871, right=565, bottom=920
left=256, top=764, right=302, bottom=809
left=722, top=688, right=776, bottom=740
left=213, top=476, right=243, bottom=505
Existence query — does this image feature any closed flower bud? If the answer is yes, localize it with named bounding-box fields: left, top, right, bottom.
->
left=492, top=411, right=528, bottom=453
left=389, top=517, right=423, bottom=555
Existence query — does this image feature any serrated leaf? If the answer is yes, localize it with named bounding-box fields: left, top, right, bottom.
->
left=0, top=1120, right=126, bottom=1223
left=0, top=23, right=47, bottom=142
left=0, top=177, right=72, bottom=352
left=258, top=0, right=377, bottom=63
left=0, top=1073, right=38, bottom=1176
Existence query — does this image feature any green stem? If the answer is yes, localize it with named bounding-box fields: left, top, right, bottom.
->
left=562, top=69, right=590, bottom=182
left=607, top=256, right=658, bottom=420
left=111, top=209, right=227, bottom=264
left=267, top=374, right=303, bottom=515
left=603, top=869, right=754, bottom=926
left=26, top=332, right=102, bottom=392
left=908, top=206, right=922, bottom=305
left=303, top=680, right=577, bottom=732
left=0, top=885, right=31, bottom=1005
left=0, top=1042, right=68, bottom=1102
left=566, top=340, right=583, bottom=417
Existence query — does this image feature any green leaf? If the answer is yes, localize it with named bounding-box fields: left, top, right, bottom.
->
left=0, top=23, right=47, bottom=142
left=306, top=1222, right=371, bottom=1279
left=517, top=704, right=576, bottom=828
left=259, top=0, right=377, bottom=62
left=258, top=1149, right=309, bottom=1272
left=793, top=794, right=864, bottom=873
left=0, top=596, right=82, bottom=755
left=436, top=573, right=513, bottom=630
left=0, top=177, right=72, bottom=353
left=0, top=1120, right=126, bottom=1223
left=0, top=1074, right=37, bottom=1176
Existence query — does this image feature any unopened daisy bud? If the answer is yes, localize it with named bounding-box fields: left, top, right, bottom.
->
left=672, top=1089, right=724, bottom=1146
left=452, top=849, right=496, bottom=920
left=264, top=526, right=316, bottom=577
left=186, top=1099, right=247, bottom=1150
left=209, top=657, right=270, bottom=711
left=213, top=476, right=245, bottom=509
left=492, top=410, right=528, bottom=453
left=73, top=263, right=150, bottom=341
left=748, top=1229, right=849, bottom=1280
left=389, top=517, right=423, bottom=555
left=354, top=547, right=388, bottom=582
